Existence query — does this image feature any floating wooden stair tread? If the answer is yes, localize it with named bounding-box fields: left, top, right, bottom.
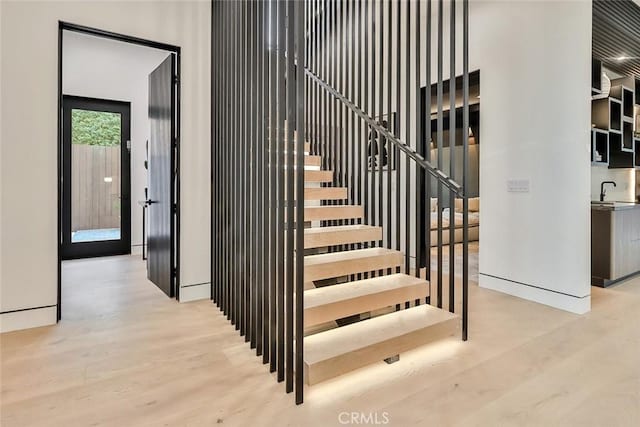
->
left=286, top=142, right=311, bottom=153
left=304, top=170, right=333, bottom=183
left=304, top=247, right=403, bottom=281
left=304, top=304, right=459, bottom=385
left=305, top=155, right=322, bottom=167
left=273, top=141, right=311, bottom=151
left=304, top=273, right=428, bottom=327
left=267, top=141, right=311, bottom=150
left=304, top=187, right=348, bottom=201
left=304, top=224, right=381, bottom=248
left=303, top=205, right=364, bottom=221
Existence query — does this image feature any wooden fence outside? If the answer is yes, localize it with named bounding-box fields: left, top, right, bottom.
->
left=71, top=144, right=121, bottom=232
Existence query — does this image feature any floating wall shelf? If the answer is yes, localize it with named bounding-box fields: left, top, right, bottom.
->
left=623, top=120, right=634, bottom=152
left=592, top=58, right=602, bottom=96
left=592, top=98, right=622, bottom=132
left=592, top=129, right=609, bottom=165
left=610, top=85, right=635, bottom=119
left=591, top=66, right=639, bottom=169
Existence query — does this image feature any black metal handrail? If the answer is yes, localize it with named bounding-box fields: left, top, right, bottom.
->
left=305, top=68, right=464, bottom=197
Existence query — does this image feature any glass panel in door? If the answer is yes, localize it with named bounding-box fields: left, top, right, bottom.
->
left=70, top=109, right=122, bottom=243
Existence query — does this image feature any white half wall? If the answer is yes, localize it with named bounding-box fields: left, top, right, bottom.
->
left=1, top=0, right=211, bottom=331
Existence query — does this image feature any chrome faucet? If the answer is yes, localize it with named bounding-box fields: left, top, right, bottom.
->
left=600, top=181, right=616, bottom=202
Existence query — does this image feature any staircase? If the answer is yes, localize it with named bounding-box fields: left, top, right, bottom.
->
left=300, top=151, right=459, bottom=385
left=212, top=0, right=471, bottom=404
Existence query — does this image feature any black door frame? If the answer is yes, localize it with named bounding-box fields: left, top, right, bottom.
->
left=61, top=95, right=132, bottom=260
left=57, top=21, right=182, bottom=320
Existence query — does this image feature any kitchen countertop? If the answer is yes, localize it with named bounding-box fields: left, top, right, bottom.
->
left=591, top=202, right=640, bottom=211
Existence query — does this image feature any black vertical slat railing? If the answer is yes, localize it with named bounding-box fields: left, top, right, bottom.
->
left=414, top=0, right=422, bottom=307
left=276, top=0, right=286, bottom=384
left=448, top=0, right=456, bottom=313
left=386, top=0, right=392, bottom=267
left=436, top=0, right=444, bottom=309
left=261, top=0, right=271, bottom=365
left=211, top=0, right=306, bottom=404
left=394, top=0, right=401, bottom=278
left=404, top=0, right=411, bottom=287
left=377, top=0, right=384, bottom=257
left=268, top=0, right=278, bottom=374
left=303, top=0, right=470, bottom=355
left=212, top=0, right=469, bottom=405
left=462, top=0, right=470, bottom=341
left=295, top=0, right=307, bottom=403
left=424, top=0, right=433, bottom=292
left=285, top=0, right=295, bottom=394
left=349, top=0, right=356, bottom=242
left=370, top=0, right=377, bottom=244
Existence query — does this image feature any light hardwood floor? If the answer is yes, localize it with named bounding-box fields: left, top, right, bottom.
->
left=2, top=249, right=640, bottom=426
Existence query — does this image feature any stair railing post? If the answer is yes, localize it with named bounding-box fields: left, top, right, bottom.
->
left=448, top=0, right=456, bottom=314
left=295, top=0, right=307, bottom=405
left=285, top=0, right=296, bottom=394
left=462, top=0, right=470, bottom=341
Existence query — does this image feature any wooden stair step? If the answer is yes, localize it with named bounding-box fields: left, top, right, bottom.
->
left=304, top=247, right=403, bottom=282
left=304, top=170, right=333, bottom=183
left=304, top=304, right=459, bottom=385
left=287, top=142, right=311, bottom=152
left=269, top=141, right=311, bottom=152
left=305, top=155, right=321, bottom=167
left=303, top=205, right=364, bottom=221
left=304, top=224, right=381, bottom=248
left=304, top=187, right=348, bottom=201
left=279, top=156, right=321, bottom=168
left=304, top=273, right=428, bottom=327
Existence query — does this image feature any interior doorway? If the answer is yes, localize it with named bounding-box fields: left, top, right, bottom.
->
left=57, top=22, right=182, bottom=320
left=61, top=96, right=132, bottom=259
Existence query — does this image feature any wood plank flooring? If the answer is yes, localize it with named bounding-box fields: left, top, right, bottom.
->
left=1, top=246, right=639, bottom=426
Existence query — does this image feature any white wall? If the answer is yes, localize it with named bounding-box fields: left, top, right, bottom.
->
left=465, top=0, right=592, bottom=314
left=590, top=166, right=636, bottom=202
left=387, top=0, right=592, bottom=312
left=0, top=0, right=211, bottom=332
left=314, top=1, right=592, bottom=315
left=63, top=31, right=171, bottom=251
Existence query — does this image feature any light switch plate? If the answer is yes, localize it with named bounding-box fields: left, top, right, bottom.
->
left=507, top=179, right=530, bottom=193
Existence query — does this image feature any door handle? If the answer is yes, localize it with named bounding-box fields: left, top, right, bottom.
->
left=146, top=199, right=158, bottom=205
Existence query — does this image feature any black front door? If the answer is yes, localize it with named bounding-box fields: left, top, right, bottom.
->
left=147, top=54, right=176, bottom=297
left=61, top=96, right=131, bottom=260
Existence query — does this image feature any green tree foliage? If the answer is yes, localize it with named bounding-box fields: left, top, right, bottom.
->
left=71, top=109, right=121, bottom=146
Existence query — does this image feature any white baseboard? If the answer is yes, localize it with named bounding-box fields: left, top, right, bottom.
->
left=1, top=306, right=57, bottom=333
left=179, top=283, right=211, bottom=302
left=479, top=273, right=591, bottom=314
